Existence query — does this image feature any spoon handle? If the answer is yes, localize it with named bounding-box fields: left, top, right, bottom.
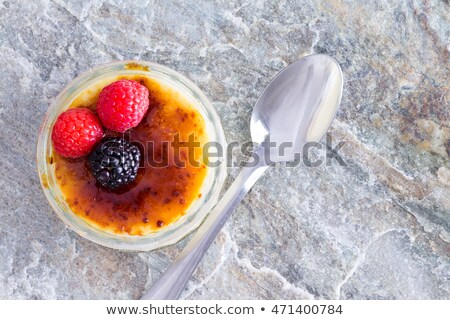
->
left=141, top=158, right=269, bottom=300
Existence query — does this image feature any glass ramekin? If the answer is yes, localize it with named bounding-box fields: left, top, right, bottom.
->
left=36, top=60, right=227, bottom=251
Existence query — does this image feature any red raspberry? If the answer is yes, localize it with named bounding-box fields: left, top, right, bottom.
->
left=96, top=79, right=150, bottom=132
left=51, top=108, right=104, bottom=158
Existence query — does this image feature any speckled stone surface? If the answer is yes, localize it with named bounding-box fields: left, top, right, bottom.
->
left=0, top=0, right=449, bottom=299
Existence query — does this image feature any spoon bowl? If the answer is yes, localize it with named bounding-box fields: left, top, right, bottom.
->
left=251, top=54, right=343, bottom=162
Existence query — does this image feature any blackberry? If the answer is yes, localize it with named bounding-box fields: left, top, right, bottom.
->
left=88, top=137, right=140, bottom=189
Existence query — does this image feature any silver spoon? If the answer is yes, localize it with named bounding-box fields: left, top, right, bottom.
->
left=141, top=54, right=343, bottom=299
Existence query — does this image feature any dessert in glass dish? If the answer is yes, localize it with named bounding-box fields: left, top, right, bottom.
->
left=37, top=61, right=226, bottom=251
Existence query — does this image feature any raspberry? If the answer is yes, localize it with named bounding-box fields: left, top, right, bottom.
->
left=51, top=108, right=104, bottom=158
left=88, top=137, right=141, bottom=189
left=96, top=79, right=150, bottom=132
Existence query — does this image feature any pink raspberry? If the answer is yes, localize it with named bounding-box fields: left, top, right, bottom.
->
left=96, top=79, right=150, bottom=132
left=51, top=108, right=104, bottom=158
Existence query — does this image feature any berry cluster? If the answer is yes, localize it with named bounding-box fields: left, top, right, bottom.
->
left=51, top=79, right=149, bottom=188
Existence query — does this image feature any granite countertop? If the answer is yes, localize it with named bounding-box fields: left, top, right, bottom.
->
left=0, top=0, right=449, bottom=299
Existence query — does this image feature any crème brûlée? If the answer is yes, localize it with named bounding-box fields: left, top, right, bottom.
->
left=51, top=74, right=208, bottom=236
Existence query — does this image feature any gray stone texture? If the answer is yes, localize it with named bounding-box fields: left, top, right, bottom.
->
left=0, top=0, right=448, bottom=299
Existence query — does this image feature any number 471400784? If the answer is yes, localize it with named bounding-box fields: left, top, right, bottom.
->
left=271, top=304, right=343, bottom=315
